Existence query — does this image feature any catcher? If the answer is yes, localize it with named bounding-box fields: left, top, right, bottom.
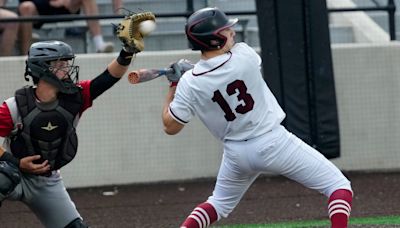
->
left=0, top=12, right=155, bottom=227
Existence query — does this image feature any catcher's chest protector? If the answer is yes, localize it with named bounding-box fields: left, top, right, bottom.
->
left=9, top=86, right=83, bottom=170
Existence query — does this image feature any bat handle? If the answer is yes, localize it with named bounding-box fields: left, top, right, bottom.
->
left=159, top=68, right=175, bottom=76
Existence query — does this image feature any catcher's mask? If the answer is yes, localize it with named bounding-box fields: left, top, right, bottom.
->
left=185, top=7, right=238, bottom=51
left=25, top=40, right=80, bottom=94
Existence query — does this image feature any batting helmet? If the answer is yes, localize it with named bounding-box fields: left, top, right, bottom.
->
left=25, top=40, right=80, bottom=94
left=185, top=7, right=238, bottom=51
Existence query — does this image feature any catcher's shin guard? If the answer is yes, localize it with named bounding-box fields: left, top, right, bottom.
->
left=328, top=189, right=352, bottom=228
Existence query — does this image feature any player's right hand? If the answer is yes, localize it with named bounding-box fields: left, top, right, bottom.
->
left=166, top=59, right=194, bottom=83
left=19, top=155, right=50, bottom=174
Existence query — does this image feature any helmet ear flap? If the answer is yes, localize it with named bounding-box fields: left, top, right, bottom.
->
left=24, top=60, right=30, bottom=81
left=24, top=60, right=38, bottom=84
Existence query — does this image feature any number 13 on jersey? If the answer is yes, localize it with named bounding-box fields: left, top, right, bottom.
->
left=211, top=80, right=254, bottom=121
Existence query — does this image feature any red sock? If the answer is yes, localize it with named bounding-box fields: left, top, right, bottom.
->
left=180, top=202, right=218, bottom=228
left=328, top=189, right=353, bottom=228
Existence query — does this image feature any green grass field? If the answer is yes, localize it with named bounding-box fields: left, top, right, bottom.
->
left=215, top=216, right=400, bottom=228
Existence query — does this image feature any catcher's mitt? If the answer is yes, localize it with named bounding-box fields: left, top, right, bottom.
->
left=116, top=11, right=156, bottom=53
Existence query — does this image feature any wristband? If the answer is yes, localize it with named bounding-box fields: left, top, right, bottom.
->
left=117, top=49, right=135, bottom=66
left=170, top=82, right=178, bottom=87
left=0, top=152, right=20, bottom=168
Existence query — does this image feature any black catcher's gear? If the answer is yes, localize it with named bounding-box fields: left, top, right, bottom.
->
left=25, top=40, right=80, bottom=94
left=9, top=87, right=82, bottom=170
left=185, top=7, right=238, bottom=51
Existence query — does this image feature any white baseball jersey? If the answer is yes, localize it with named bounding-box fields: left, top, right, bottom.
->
left=169, top=42, right=285, bottom=141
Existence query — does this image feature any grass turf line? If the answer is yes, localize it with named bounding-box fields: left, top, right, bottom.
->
left=215, top=215, right=400, bottom=227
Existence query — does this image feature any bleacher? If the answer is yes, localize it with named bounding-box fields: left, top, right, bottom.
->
left=86, top=0, right=260, bottom=53
left=352, top=0, right=399, bottom=40
left=3, top=0, right=259, bottom=53
left=2, top=0, right=397, bottom=54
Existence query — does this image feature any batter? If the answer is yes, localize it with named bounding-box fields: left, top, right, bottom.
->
left=162, top=7, right=353, bottom=228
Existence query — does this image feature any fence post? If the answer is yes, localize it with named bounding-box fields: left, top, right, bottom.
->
left=388, top=0, right=396, bottom=40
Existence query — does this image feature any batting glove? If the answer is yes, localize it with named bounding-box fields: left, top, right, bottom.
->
left=166, top=59, right=194, bottom=87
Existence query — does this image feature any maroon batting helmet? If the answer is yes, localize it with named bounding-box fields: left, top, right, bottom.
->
left=185, top=7, right=238, bottom=51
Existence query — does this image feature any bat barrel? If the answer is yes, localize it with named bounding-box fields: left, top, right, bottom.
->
left=127, top=68, right=173, bottom=85
left=128, top=71, right=140, bottom=84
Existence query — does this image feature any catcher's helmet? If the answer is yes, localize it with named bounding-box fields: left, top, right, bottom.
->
left=25, top=40, right=80, bottom=94
left=185, top=7, right=238, bottom=51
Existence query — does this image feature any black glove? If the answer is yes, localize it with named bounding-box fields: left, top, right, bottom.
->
left=166, top=59, right=194, bottom=86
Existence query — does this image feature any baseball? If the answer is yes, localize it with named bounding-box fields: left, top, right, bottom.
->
left=139, top=20, right=156, bottom=36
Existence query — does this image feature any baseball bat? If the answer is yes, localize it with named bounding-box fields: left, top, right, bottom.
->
left=128, top=68, right=174, bottom=84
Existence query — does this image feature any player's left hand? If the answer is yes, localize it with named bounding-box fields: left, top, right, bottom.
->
left=166, top=59, right=194, bottom=84
left=115, top=11, right=156, bottom=54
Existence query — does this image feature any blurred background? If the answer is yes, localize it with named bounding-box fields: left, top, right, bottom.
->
left=0, top=0, right=399, bottom=189
left=1, top=0, right=398, bottom=53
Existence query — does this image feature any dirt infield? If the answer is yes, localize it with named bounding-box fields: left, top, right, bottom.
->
left=1, top=171, right=399, bottom=228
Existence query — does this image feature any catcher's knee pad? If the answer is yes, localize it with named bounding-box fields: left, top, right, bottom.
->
left=0, top=161, right=21, bottom=202
left=65, top=218, right=89, bottom=228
